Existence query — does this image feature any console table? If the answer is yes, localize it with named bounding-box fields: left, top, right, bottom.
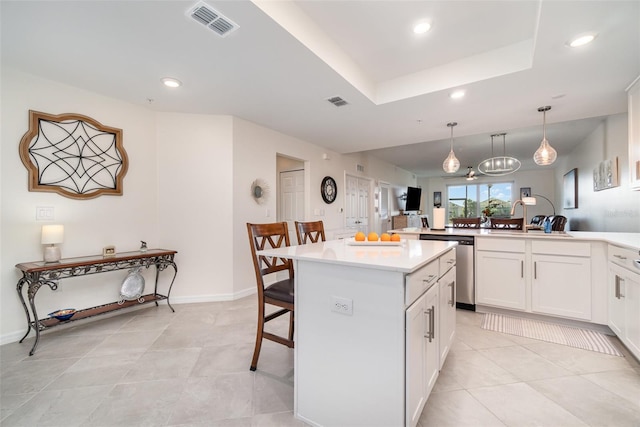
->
left=15, top=249, right=178, bottom=355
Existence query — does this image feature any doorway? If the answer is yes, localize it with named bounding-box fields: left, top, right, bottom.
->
left=277, top=155, right=305, bottom=244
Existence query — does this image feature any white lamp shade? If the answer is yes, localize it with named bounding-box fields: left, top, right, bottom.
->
left=522, top=197, right=537, bottom=206
left=42, top=224, right=64, bottom=245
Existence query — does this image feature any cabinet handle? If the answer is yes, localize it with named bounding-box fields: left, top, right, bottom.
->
left=449, top=281, right=455, bottom=307
left=521, top=260, right=524, bottom=278
left=447, top=259, right=455, bottom=265
left=424, top=308, right=433, bottom=342
left=614, top=254, right=627, bottom=260
left=422, top=274, right=437, bottom=284
left=430, top=305, right=435, bottom=341
left=615, top=275, right=625, bottom=298
left=534, top=261, right=537, bottom=279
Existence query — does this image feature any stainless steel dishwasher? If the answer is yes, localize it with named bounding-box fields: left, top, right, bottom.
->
left=419, top=234, right=475, bottom=310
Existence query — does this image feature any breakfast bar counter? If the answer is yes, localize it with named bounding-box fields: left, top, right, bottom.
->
left=259, top=239, right=457, bottom=427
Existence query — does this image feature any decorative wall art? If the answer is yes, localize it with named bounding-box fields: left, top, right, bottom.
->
left=593, top=157, right=619, bottom=191
left=563, top=168, right=578, bottom=209
left=251, top=179, right=270, bottom=205
left=19, top=111, right=128, bottom=199
left=519, top=187, right=531, bottom=199
left=433, top=191, right=442, bottom=207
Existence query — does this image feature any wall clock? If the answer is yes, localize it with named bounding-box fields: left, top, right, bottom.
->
left=321, top=176, right=337, bottom=204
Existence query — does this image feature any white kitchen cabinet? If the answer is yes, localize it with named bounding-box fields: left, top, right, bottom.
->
left=406, top=283, right=439, bottom=427
left=476, top=239, right=526, bottom=310
left=531, top=255, right=591, bottom=319
left=531, top=240, right=592, bottom=320
left=627, top=75, right=640, bottom=190
left=609, top=244, right=640, bottom=360
left=438, top=267, right=456, bottom=367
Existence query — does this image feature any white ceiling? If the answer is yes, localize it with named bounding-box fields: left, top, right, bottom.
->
left=2, top=0, right=638, bottom=177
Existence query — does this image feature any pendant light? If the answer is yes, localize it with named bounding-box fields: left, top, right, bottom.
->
left=534, top=106, right=557, bottom=165
left=443, top=122, right=460, bottom=173
left=477, top=133, right=521, bottom=176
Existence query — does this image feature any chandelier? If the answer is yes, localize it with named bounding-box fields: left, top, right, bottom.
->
left=478, top=133, right=521, bottom=176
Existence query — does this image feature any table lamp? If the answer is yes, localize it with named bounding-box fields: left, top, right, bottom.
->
left=42, top=224, right=64, bottom=262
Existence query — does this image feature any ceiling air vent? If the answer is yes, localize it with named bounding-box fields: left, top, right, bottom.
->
left=188, top=2, right=239, bottom=37
left=327, top=96, right=349, bottom=107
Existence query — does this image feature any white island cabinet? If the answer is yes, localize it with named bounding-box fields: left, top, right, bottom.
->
left=258, top=239, right=457, bottom=427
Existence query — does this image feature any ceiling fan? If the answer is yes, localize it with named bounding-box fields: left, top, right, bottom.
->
left=465, top=166, right=478, bottom=180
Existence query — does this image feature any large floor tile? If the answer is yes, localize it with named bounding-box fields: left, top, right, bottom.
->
left=1, top=358, right=78, bottom=395
left=442, top=349, right=519, bottom=389
left=85, top=330, right=163, bottom=357
left=529, top=375, right=640, bottom=426
left=253, top=372, right=294, bottom=415
left=524, top=341, right=631, bottom=374
left=469, top=382, right=588, bottom=427
left=478, top=345, right=573, bottom=382
left=420, top=389, right=506, bottom=427
left=86, top=378, right=188, bottom=426
left=455, top=324, right=520, bottom=350
left=123, top=348, right=202, bottom=382
left=165, top=373, right=254, bottom=425
left=191, top=343, right=255, bottom=377
left=0, top=385, right=112, bottom=427
left=581, top=368, right=640, bottom=409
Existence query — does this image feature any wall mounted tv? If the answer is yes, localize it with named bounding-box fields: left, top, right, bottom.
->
left=405, top=186, right=422, bottom=212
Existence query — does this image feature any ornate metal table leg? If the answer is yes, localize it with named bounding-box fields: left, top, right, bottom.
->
left=26, top=281, right=43, bottom=356
left=165, top=263, right=178, bottom=313
left=16, top=277, right=33, bottom=343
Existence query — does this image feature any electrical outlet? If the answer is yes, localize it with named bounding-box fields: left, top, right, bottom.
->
left=36, top=206, right=54, bottom=221
left=330, top=296, right=353, bottom=316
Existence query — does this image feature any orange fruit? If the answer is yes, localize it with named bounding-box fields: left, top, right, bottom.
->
left=354, top=231, right=366, bottom=241
left=390, top=233, right=401, bottom=242
left=380, top=233, right=391, bottom=241
left=367, top=232, right=379, bottom=241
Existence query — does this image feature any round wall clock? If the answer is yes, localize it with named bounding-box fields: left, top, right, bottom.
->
left=321, top=176, right=337, bottom=204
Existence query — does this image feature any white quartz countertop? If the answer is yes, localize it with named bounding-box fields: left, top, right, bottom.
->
left=258, top=239, right=457, bottom=273
left=390, top=228, right=640, bottom=251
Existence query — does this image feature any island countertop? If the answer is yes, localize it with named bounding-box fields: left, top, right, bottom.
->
left=258, top=238, right=457, bottom=273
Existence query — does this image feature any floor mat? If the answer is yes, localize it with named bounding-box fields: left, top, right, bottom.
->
left=481, top=313, right=623, bottom=357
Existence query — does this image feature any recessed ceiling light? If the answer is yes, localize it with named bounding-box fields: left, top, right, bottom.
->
left=449, top=90, right=465, bottom=99
left=567, top=33, right=597, bottom=48
left=161, top=77, right=182, bottom=88
left=413, top=22, right=431, bottom=34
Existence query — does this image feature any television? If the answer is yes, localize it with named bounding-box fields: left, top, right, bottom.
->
left=405, top=186, right=422, bottom=212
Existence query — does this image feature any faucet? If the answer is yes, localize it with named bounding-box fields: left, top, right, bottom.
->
left=510, top=200, right=528, bottom=232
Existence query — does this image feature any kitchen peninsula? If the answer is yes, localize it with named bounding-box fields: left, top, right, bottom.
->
left=258, top=239, right=457, bottom=427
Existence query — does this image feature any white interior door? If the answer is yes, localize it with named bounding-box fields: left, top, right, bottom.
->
left=280, top=169, right=305, bottom=244
left=345, top=174, right=370, bottom=233
left=379, top=182, right=393, bottom=234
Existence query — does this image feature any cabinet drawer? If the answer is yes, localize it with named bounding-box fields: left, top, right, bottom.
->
left=406, top=260, right=439, bottom=306
left=439, top=248, right=456, bottom=275
left=476, top=237, right=524, bottom=253
left=609, top=244, right=640, bottom=271
left=532, top=240, right=590, bottom=257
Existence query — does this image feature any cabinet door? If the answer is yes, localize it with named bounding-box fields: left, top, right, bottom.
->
left=406, top=293, right=426, bottom=427
left=439, top=268, right=456, bottom=368
left=624, top=271, right=640, bottom=357
left=423, top=286, right=439, bottom=397
left=608, top=264, right=626, bottom=336
left=476, top=251, right=526, bottom=310
left=532, top=255, right=591, bottom=320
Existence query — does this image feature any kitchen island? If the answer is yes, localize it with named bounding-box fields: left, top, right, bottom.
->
left=258, top=238, right=457, bottom=427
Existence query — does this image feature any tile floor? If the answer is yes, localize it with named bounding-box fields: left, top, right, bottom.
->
left=1, top=297, right=639, bottom=426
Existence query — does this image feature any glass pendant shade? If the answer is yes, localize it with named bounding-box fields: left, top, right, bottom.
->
left=443, top=150, right=460, bottom=173
left=534, top=137, right=557, bottom=165
left=477, top=133, right=521, bottom=176
left=443, top=122, right=460, bottom=173
left=534, top=106, right=557, bottom=165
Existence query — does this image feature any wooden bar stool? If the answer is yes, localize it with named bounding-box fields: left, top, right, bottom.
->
left=246, top=222, right=295, bottom=371
left=295, top=220, right=326, bottom=245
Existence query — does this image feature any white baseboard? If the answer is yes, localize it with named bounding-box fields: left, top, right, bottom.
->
left=0, top=287, right=257, bottom=346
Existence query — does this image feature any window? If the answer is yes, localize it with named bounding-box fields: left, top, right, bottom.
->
left=446, top=182, right=513, bottom=224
